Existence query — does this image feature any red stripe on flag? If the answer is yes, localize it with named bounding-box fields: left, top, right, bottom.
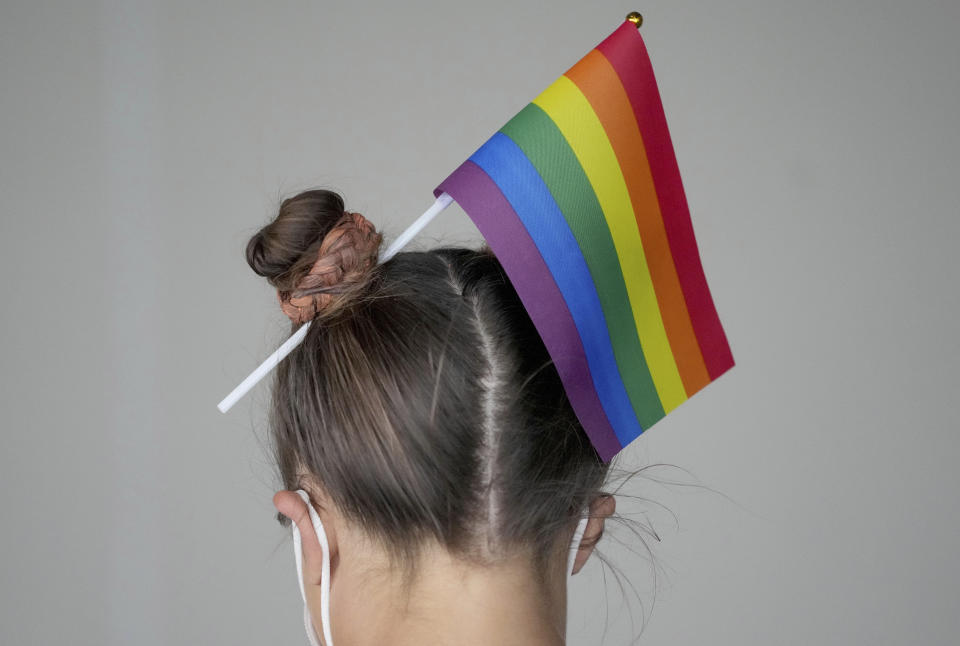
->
left=597, top=24, right=734, bottom=380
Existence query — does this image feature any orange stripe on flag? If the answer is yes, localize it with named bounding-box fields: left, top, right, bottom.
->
left=564, top=49, right=711, bottom=396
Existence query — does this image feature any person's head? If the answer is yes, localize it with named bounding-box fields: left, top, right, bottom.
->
left=247, top=188, right=617, bottom=641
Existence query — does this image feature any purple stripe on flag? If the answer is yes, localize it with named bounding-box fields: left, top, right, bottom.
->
left=434, top=161, right=622, bottom=461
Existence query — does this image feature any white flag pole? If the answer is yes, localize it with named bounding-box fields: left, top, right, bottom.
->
left=381, top=192, right=453, bottom=262
left=217, top=192, right=455, bottom=413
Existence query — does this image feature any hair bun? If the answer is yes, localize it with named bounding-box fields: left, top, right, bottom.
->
left=245, top=190, right=383, bottom=324
left=278, top=210, right=382, bottom=323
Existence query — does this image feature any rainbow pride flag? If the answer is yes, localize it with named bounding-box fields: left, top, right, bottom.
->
left=433, top=19, right=734, bottom=461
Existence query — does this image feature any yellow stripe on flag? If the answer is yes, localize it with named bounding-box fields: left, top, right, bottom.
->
left=533, top=75, right=687, bottom=413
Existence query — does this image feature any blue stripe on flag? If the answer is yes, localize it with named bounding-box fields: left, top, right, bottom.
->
left=470, top=132, right=644, bottom=447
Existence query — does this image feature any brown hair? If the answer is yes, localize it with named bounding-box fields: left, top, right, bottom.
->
left=246, top=188, right=613, bottom=587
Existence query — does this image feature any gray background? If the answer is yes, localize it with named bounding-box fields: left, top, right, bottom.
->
left=2, top=1, right=958, bottom=644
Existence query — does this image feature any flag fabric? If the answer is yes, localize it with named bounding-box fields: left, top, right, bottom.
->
left=433, top=20, right=734, bottom=462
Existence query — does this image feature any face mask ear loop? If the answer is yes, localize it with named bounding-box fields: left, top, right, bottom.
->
left=292, top=489, right=335, bottom=646
left=565, top=507, right=590, bottom=640
left=567, top=508, right=590, bottom=579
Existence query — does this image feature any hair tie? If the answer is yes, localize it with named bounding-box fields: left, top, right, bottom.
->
left=277, top=211, right=382, bottom=324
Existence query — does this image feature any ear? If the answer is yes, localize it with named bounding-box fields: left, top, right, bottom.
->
left=273, top=488, right=340, bottom=586
left=570, top=494, right=616, bottom=575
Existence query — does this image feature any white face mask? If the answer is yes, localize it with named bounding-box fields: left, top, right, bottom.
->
left=290, top=489, right=590, bottom=646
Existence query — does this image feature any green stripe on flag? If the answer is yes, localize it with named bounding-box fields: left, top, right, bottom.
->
left=500, top=103, right=665, bottom=427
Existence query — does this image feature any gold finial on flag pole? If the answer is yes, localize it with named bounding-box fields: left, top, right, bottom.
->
left=626, top=11, right=643, bottom=27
